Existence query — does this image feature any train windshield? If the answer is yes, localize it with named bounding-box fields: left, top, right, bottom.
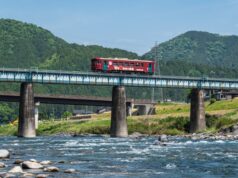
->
left=92, top=59, right=100, bottom=64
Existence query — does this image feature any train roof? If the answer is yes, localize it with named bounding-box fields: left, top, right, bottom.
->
left=94, top=57, right=155, bottom=63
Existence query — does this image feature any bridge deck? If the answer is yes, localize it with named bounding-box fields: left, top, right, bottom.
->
left=0, top=68, right=238, bottom=89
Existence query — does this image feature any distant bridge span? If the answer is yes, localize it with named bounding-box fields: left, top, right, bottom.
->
left=0, top=93, right=155, bottom=106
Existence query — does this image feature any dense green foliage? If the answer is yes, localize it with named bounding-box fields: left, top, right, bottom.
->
left=0, top=19, right=141, bottom=121
left=0, top=19, right=238, bottom=122
left=144, top=31, right=238, bottom=69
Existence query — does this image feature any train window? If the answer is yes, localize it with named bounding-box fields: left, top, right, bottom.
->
left=136, top=63, right=140, bottom=66
left=104, top=61, right=107, bottom=65
left=113, top=62, right=118, bottom=66
left=141, top=63, right=144, bottom=67
left=124, top=63, right=129, bottom=66
left=130, top=63, right=134, bottom=67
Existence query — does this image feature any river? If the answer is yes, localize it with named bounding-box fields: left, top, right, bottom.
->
left=0, top=135, right=238, bottom=178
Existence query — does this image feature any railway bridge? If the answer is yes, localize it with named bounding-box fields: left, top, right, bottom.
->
left=1, top=68, right=238, bottom=137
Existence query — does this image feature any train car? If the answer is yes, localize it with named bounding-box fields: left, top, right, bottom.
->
left=91, top=57, right=155, bottom=75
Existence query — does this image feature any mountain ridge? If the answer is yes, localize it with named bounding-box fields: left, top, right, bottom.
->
left=143, top=30, right=238, bottom=69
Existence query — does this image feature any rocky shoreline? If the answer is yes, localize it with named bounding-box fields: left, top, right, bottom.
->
left=0, top=150, right=77, bottom=178
left=1, top=128, right=237, bottom=177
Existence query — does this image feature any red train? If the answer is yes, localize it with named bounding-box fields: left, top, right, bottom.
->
left=91, top=57, right=155, bottom=75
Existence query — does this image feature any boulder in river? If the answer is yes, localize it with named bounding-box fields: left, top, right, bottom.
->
left=64, top=168, right=76, bottom=173
left=40, top=160, right=52, bottom=165
left=158, top=134, right=168, bottom=142
left=129, top=132, right=144, bottom=138
left=22, top=161, right=43, bottom=169
left=0, top=172, right=7, bottom=177
left=0, top=162, right=6, bottom=168
left=13, top=159, right=24, bottom=164
left=36, top=174, right=49, bottom=178
left=1, top=173, right=16, bottom=178
left=0, top=149, right=10, bottom=159
left=29, top=159, right=37, bottom=162
left=8, top=166, right=23, bottom=173
left=22, top=173, right=35, bottom=177
left=43, top=166, right=59, bottom=172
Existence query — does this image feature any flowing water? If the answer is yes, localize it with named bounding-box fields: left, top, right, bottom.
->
left=0, top=135, right=238, bottom=178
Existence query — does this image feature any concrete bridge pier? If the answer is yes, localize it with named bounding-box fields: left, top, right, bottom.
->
left=137, top=104, right=153, bottom=115
left=190, top=89, right=206, bottom=133
left=18, top=82, right=36, bottom=137
left=126, top=106, right=132, bottom=116
left=110, top=86, right=128, bottom=137
left=126, top=103, right=134, bottom=116
left=34, top=102, right=40, bottom=129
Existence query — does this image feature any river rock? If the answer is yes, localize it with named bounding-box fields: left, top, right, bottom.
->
left=2, top=173, right=16, bottom=178
left=158, top=134, right=168, bottom=142
left=0, top=162, right=6, bottom=168
left=0, top=172, right=6, bottom=177
left=130, top=132, right=144, bottom=138
left=29, top=159, right=37, bottom=163
left=36, top=174, right=49, bottom=178
left=0, top=150, right=10, bottom=159
left=64, top=169, right=76, bottom=173
left=43, top=166, right=59, bottom=172
left=22, top=161, right=43, bottom=169
left=21, top=173, right=35, bottom=177
left=8, top=166, right=23, bottom=173
left=13, top=159, right=24, bottom=164
left=220, top=124, right=238, bottom=136
left=58, top=160, right=65, bottom=163
left=231, top=124, right=238, bottom=135
left=40, top=161, right=52, bottom=165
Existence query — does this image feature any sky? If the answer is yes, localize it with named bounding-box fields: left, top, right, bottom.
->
left=0, top=0, right=238, bottom=55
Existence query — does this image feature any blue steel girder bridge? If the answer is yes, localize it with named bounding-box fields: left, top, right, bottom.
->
left=1, top=68, right=238, bottom=89
left=1, top=68, right=238, bottom=138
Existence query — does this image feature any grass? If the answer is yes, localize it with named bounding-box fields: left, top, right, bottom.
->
left=1, top=98, right=238, bottom=136
left=0, top=124, right=17, bottom=136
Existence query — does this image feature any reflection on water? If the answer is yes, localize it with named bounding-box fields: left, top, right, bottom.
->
left=0, top=135, right=238, bottom=178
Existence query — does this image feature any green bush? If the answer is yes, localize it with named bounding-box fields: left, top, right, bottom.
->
left=206, top=114, right=219, bottom=128
left=216, top=117, right=238, bottom=129
left=210, top=98, right=216, bottom=105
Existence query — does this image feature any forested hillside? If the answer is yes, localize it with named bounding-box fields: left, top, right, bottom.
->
left=0, top=19, right=238, bottom=122
left=144, top=31, right=238, bottom=69
left=0, top=19, right=140, bottom=97
left=0, top=19, right=140, bottom=121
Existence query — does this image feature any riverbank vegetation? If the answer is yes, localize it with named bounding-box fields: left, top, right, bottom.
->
left=1, top=98, right=238, bottom=136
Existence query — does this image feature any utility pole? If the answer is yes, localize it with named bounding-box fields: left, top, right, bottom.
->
left=153, top=41, right=164, bottom=103
left=151, top=42, right=157, bottom=103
